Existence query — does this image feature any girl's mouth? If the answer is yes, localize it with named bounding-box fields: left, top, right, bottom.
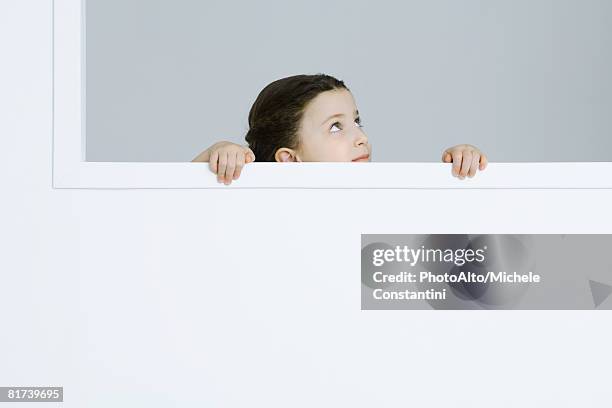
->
left=352, top=154, right=370, bottom=162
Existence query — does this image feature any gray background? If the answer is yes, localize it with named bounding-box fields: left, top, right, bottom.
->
left=85, top=0, right=612, bottom=162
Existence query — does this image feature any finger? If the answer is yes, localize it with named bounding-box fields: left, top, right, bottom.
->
left=442, top=151, right=452, bottom=163
left=451, top=151, right=462, bottom=177
left=217, top=152, right=228, bottom=182
left=479, top=154, right=488, bottom=170
left=209, top=150, right=219, bottom=174
left=246, top=148, right=256, bottom=163
left=468, top=152, right=480, bottom=177
left=459, top=151, right=472, bottom=178
left=233, top=151, right=245, bottom=180
left=224, top=152, right=237, bottom=185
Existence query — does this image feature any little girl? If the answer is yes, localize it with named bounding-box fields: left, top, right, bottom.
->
left=192, top=74, right=488, bottom=185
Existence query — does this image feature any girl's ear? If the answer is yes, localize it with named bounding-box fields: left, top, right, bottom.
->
left=275, top=148, right=299, bottom=162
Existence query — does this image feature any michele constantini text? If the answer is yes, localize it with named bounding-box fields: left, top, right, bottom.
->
left=369, top=272, right=541, bottom=301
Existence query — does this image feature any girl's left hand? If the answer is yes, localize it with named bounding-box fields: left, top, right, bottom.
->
left=441, top=144, right=488, bottom=179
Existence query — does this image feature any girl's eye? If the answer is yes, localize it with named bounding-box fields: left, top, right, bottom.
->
left=355, top=117, right=363, bottom=128
left=330, top=122, right=342, bottom=132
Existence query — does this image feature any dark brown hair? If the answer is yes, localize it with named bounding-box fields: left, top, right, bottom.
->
left=245, top=74, right=349, bottom=162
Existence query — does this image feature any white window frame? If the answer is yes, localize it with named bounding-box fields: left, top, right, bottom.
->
left=53, top=0, right=612, bottom=189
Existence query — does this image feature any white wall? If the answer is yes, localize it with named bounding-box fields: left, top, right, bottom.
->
left=1, top=1, right=611, bottom=407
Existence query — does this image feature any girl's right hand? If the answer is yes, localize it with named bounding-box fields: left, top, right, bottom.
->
left=192, top=141, right=256, bottom=185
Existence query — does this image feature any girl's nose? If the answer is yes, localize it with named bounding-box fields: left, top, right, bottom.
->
left=354, top=131, right=368, bottom=147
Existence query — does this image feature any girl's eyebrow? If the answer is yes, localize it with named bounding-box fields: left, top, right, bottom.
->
left=320, top=110, right=360, bottom=126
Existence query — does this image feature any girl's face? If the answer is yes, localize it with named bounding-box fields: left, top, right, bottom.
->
left=277, top=89, right=372, bottom=162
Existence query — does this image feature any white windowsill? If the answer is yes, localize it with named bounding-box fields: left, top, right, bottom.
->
left=51, top=161, right=612, bottom=189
